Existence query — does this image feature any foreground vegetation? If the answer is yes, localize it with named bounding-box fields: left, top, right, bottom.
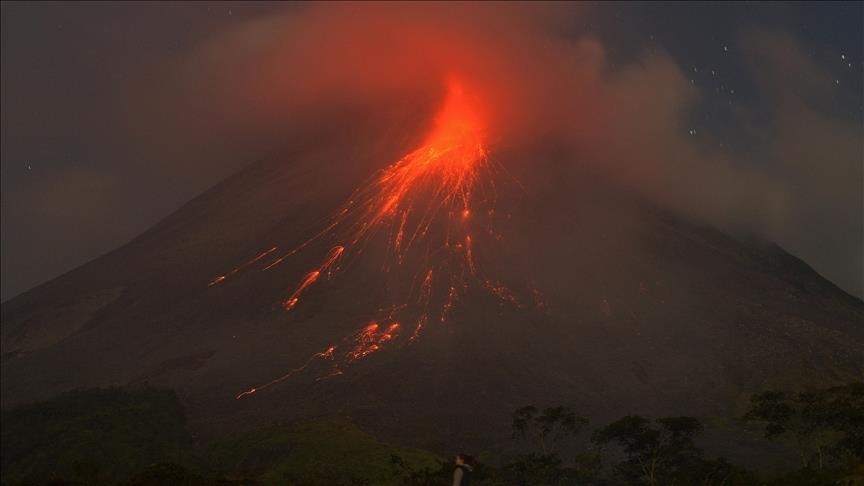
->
left=1, top=387, right=187, bottom=484
left=500, top=383, right=863, bottom=485
left=1, top=383, right=861, bottom=485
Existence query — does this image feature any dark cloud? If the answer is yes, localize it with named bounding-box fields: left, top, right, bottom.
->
left=2, top=2, right=861, bottom=300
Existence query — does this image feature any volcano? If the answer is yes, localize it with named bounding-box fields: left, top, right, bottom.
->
left=1, top=90, right=862, bottom=463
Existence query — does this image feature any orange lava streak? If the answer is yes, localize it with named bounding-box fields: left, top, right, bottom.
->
left=418, top=269, right=434, bottom=304
left=411, top=269, right=434, bottom=341
left=282, top=245, right=344, bottom=310
left=464, top=235, right=477, bottom=275
left=263, top=218, right=343, bottom=271
left=320, top=245, right=346, bottom=276
left=283, top=271, right=319, bottom=310
left=346, top=322, right=400, bottom=362
left=484, top=279, right=520, bottom=307
left=441, top=285, right=459, bottom=323
left=393, top=210, right=409, bottom=256
left=208, top=246, right=278, bottom=286
left=410, top=315, right=427, bottom=342
left=315, top=369, right=344, bottom=382
left=236, top=345, right=336, bottom=399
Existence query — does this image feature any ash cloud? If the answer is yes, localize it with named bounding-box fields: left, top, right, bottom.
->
left=2, top=3, right=861, bottom=299
left=144, top=3, right=862, bottom=296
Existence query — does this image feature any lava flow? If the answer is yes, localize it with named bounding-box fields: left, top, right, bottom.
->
left=211, top=78, right=540, bottom=399
left=235, top=345, right=336, bottom=399
left=208, top=246, right=277, bottom=287
left=282, top=245, right=343, bottom=310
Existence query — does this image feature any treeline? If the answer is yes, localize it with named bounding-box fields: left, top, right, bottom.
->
left=468, top=382, right=862, bottom=485
left=497, top=406, right=752, bottom=485
left=0, top=387, right=440, bottom=485
left=745, top=383, right=863, bottom=471
left=1, top=383, right=861, bottom=485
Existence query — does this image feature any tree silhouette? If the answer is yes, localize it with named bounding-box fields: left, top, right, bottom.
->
left=745, top=382, right=864, bottom=470
left=592, top=415, right=703, bottom=486
left=512, top=405, right=588, bottom=455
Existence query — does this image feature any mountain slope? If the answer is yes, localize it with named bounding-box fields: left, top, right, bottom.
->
left=2, top=126, right=862, bottom=463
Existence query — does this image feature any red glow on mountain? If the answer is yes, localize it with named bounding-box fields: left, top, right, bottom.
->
left=210, top=78, right=539, bottom=399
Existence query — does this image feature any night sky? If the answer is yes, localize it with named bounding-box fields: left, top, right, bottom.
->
left=2, top=1, right=862, bottom=302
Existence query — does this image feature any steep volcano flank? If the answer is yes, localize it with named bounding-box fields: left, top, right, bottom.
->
left=198, top=81, right=545, bottom=402
left=1, top=123, right=863, bottom=462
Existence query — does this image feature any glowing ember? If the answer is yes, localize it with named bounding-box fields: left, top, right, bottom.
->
left=216, top=78, right=541, bottom=399
left=208, top=246, right=277, bottom=287
left=283, top=245, right=344, bottom=310
left=235, top=345, right=336, bottom=399
left=346, top=322, right=400, bottom=362
left=410, top=269, right=435, bottom=341
left=484, top=279, right=520, bottom=307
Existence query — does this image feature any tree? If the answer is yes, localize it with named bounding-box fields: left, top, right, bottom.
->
left=512, top=405, right=588, bottom=455
left=671, top=456, right=759, bottom=486
left=745, top=383, right=864, bottom=470
left=507, top=405, right=589, bottom=485
left=816, top=382, right=864, bottom=464
left=503, top=452, right=566, bottom=486
left=592, top=415, right=704, bottom=486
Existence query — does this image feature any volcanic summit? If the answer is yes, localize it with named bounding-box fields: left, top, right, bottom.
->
left=1, top=81, right=862, bottom=462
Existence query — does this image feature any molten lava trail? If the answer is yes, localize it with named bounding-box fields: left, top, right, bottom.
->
left=217, top=79, right=539, bottom=399
left=208, top=246, right=277, bottom=287
left=236, top=346, right=336, bottom=399
left=282, top=245, right=344, bottom=310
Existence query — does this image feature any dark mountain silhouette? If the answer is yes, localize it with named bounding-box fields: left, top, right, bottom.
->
left=2, top=119, right=862, bottom=464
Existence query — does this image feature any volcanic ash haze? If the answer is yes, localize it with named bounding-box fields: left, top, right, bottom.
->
left=2, top=2, right=863, bottom=462
left=119, top=2, right=861, bottom=298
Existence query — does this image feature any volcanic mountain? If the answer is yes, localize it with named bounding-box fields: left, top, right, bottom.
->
left=2, top=95, right=862, bottom=463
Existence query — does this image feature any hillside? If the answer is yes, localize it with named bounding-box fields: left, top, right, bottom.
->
left=2, top=122, right=862, bottom=465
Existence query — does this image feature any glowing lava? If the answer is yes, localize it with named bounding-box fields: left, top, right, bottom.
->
left=333, top=77, right=489, bottom=257
left=282, top=246, right=344, bottom=310
left=235, top=345, right=335, bottom=399
left=212, top=78, right=540, bottom=399
left=208, top=246, right=277, bottom=287
left=346, top=322, right=400, bottom=363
